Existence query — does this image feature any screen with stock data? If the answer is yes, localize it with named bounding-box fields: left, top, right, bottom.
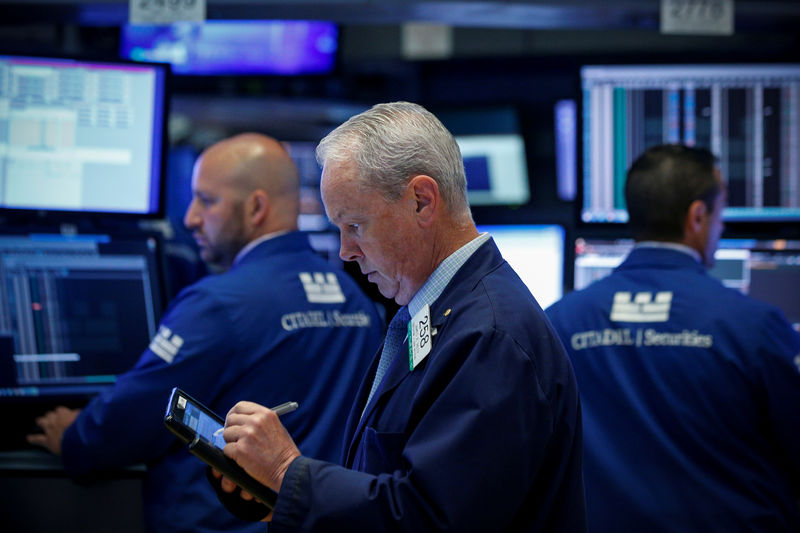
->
left=580, top=63, right=800, bottom=223
left=0, top=234, right=164, bottom=399
left=0, top=54, right=167, bottom=215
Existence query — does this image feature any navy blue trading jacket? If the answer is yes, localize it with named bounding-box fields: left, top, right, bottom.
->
left=270, top=238, right=586, bottom=532
left=546, top=246, right=800, bottom=533
left=61, top=231, right=383, bottom=533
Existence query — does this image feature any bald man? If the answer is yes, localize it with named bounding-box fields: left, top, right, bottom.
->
left=184, top=133, right=301, bottom=271
left=28, top=133, right=383, bottom=533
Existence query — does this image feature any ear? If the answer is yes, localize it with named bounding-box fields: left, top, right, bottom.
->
left=684, top=199, right=707, bottom=240
left=248, top=190, right=270, bottom=225
left=408, top=175, right=438, bottom=227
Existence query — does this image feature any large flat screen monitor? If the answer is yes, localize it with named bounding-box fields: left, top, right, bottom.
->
left=571, top=237, right=800, bottom=331
left=121, top=20, right=338, bottom=76
left=477, top=224, right=564, bottom=309
left=580, top=63, right=800, bottom=223
left=0, top=233, right=165, bottom=401
left=0, top=54, right=168, bottom=216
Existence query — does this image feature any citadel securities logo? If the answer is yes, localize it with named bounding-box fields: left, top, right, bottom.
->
left=149, top=325, right=184, bottom=363
left=299, top=272, right=346, bottom=303
left=569, top=290, right=714, bottom=351
left=281, top=272, right=371, bottom=331
left=610, top=291, right=673, bottom=322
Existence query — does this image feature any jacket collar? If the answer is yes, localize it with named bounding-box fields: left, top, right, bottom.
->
left=618, top=246, right=707, bottom=274
left=232, top=231, right=311, bottom=267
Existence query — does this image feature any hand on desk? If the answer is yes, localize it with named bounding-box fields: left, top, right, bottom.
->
left=27, top=406, right=81, bottom=455
left=214, top=400, right=302, bottom=519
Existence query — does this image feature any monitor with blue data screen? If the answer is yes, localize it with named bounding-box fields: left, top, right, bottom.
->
left=0, top=54, right=168, bottom=216
left=457, top=134, right=530, bottom=206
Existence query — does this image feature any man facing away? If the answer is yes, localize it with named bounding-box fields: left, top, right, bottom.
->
left=28, top=133, right=384, bottom=533
left=214, top=102, right=586, bottom=532
left=546, top=143, right=800, bottom=532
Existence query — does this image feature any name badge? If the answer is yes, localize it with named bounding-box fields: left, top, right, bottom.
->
left=408, top=304, right=432, bottom=370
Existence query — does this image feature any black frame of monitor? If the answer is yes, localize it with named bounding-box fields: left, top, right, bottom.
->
left=0, top=52, right=171, bottom=222
left=575, top=54, right=800, bottom=238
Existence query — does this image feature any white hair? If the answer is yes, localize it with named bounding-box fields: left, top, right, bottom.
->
left=316, top=101, right=471, bottom=217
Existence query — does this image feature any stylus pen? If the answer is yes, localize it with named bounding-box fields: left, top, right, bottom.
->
left=271, top=401, right=299, bottom=417
left=213, top=402, right=299, bottom=437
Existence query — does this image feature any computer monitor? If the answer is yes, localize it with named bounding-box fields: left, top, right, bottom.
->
left=0, top=234, right=165, bottom=401
left=457, top=134, right=530, bottom=206
left=572, top=237, right=800, bottom=330
left=121, top=20, right=338, bottom=76
left=580, top=63, right=800, bottom=223
left=477, top=224, right=565, bottom=309
left=711, top=239, right=800, bottom=330
left=572, top=238, right=633, bottom=291
left=0, top=54, right=168, bottom=216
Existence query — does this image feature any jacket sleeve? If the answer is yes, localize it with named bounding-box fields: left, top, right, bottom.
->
left=61, top=287, right=235, bottom=479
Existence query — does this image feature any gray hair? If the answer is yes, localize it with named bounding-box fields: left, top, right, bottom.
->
left=316, top=101, right=471, bottom=217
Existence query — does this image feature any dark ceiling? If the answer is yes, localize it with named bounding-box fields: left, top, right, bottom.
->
left=0, top=0, right=799, bottom=30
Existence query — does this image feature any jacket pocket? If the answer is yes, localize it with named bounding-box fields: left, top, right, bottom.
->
left=356, top=427, right=408, bottom=474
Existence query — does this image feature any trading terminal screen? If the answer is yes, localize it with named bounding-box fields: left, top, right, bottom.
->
left=0, top=234, right=164, bottom=400
left=580, top=63, right=800, bottom=223
left=0, top=54, right=168, bottom=215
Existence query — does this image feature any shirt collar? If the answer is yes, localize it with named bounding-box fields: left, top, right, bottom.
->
left=634, top=240, right=702, bottom=263
left=407, top=232, right=490, bottom=317
left=233, top=230, right=291, bottom=266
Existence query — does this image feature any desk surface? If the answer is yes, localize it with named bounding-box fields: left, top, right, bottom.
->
left=0, top=451, right=147, bottom=533
left=0, top=449, right=64, bottom=472
left=0, top=448, right=146, bottom=475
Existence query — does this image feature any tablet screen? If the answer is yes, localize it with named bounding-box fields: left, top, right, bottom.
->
left=180, top=396, right=226, bottom=449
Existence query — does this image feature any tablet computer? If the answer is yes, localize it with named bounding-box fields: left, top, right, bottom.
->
left=164, top=387, right=278, bottom=509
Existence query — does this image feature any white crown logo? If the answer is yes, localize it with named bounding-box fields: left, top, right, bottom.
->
left=610, top=291, right=672, bottom=322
